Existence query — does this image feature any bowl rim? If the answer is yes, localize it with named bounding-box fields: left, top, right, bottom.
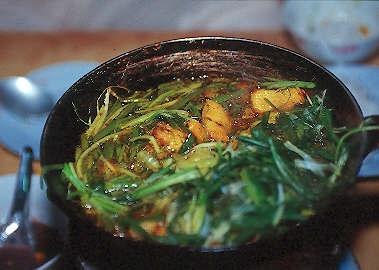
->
left=72, top=35, right=361, bottom=112
left=52, top=35, right=359, bottom=109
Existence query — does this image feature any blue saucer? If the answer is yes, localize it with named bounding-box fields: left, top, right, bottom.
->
left=339, top=250, right=359, bottom=270
left=328, top=65, right=379, bottom=177
left=0, top=61, right=98, bottom=159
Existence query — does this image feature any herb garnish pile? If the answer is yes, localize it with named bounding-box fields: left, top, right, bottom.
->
left=47, top=78, right=376, bottom=248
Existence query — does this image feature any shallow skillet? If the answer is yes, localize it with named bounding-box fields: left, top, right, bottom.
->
left=40, top=37, right=379, bottom=269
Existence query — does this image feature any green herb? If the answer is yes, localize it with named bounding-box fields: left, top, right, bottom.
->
left=179, top=133, right=196, bottom=154
left=214, top=89, right=245, bottom=103
left=261, top=79, right=316, bottom=90
left=132, top=168, right=201, bottom=200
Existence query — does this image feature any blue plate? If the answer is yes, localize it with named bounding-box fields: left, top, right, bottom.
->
left=338, top=250, right=359, bottom=270
left=328, top=65, right=379, bottom=177
left=0, top=61, right=98, bottom=159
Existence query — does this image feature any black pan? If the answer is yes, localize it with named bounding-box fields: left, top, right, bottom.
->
left=40, top=37, right=379, bottom=269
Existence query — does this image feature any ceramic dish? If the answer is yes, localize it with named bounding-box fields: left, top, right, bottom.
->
left=282, top=1, right=379, bottom=63
left=0, top=61, right=98, bottom=159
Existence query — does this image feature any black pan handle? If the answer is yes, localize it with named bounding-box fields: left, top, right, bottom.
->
left=356, top=115, right=379, bottom=183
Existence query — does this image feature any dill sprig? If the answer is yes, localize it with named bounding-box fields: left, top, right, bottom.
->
left=261, top=78, right=316, bottom=89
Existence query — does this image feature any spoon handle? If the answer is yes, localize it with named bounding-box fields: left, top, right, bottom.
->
left=7, top=147, right=33, bottom=219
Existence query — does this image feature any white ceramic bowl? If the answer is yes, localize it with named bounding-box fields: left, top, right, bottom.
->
left=282, top=1, right=379, bottom=63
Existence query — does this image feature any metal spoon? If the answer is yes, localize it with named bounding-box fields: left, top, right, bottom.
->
left=0, top=147, right=36, bottom=268
left=0, top=76, right=53, bottom=117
